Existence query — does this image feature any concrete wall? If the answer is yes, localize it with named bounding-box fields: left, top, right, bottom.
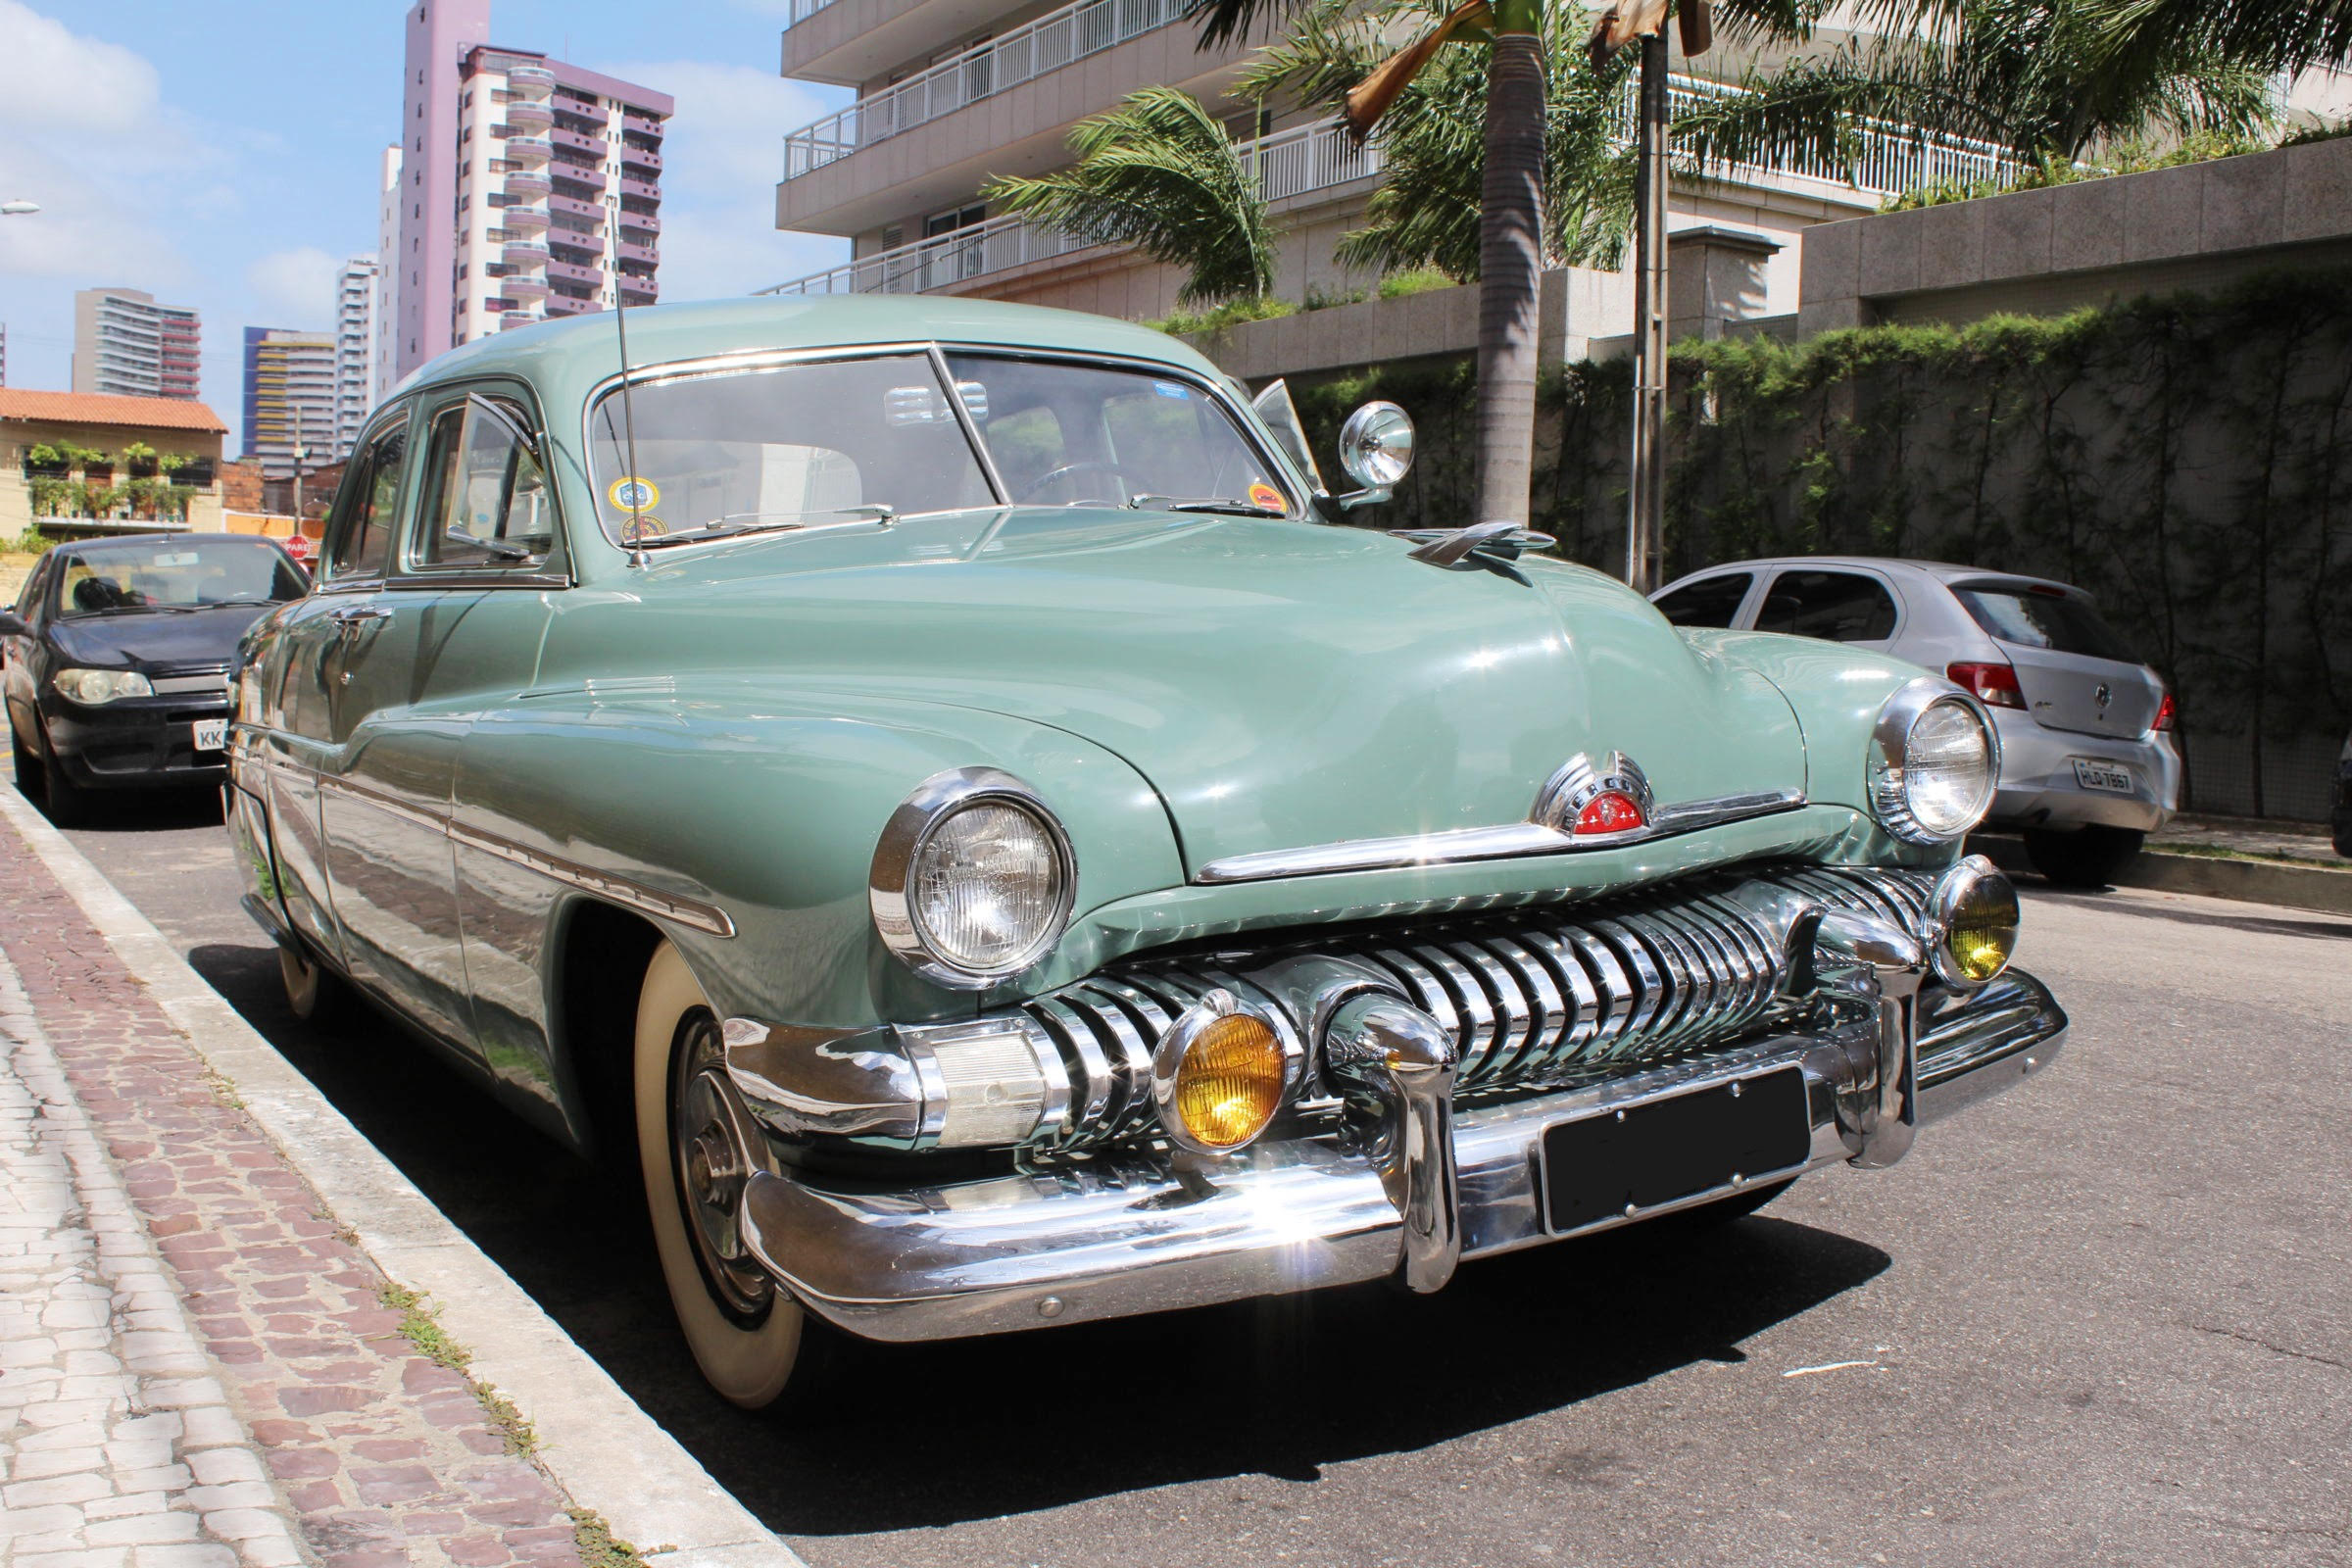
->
left=1797, top=135, right=2352, bottom=333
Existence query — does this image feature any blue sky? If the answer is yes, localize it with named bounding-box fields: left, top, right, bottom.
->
left=0, top=1, right=854, bottom=446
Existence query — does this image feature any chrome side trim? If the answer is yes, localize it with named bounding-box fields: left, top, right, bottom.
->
left=1192, top=786, right=1807, bottom=885
left=298, top=765, right=736, bottom=937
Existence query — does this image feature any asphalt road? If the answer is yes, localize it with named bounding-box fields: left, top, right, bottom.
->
left=22, top=773, right=2352, bottom=1568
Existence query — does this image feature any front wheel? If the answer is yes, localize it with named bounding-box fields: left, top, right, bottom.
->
left=10, top=718, right=41, bottom=796
left=2023, top=825, right=2144, bottom=888
left=634, top=940, right=816, bottom=1409
left=36, top=722, right=90, bottom=827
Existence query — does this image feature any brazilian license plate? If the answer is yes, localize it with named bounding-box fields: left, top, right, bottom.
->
left=2071, top=758, right=2133, bottom=794
left=1542, top=1067, right=1812, bottom=1233
left=191, top=717, right=227, bottom=752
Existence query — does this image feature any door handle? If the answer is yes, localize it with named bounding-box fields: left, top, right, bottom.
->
left=329, top=606, right=392, bottom=627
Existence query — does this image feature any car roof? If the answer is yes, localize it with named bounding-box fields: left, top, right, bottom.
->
left=1663, top=556, right=2089, bottom=599
left=394, top=295, right=1228, bottom=401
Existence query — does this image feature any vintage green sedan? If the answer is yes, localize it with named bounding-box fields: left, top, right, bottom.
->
left=225, top=295, right=2064, bottom=1407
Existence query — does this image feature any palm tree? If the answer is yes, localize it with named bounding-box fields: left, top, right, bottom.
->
left=1676, top=0, right=2278, bottom=175
left=2087, top=0, right=2352, bottom=84
left=984, top=86, right=1278, bottom=307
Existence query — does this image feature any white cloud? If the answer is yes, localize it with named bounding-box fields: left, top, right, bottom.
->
left=0, top=0, right=159, bottom=134
left=245, top=247, right=342, bottom=331
left=595, top=59, right=852, bottom=299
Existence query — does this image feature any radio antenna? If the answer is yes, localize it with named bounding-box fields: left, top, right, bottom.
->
left=614, top=291, right=650, bottom=568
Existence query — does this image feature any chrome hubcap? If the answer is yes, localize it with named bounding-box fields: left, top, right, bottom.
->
left=669, top=1011, right=771, bottom=1320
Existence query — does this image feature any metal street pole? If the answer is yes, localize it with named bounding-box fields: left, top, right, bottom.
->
left=1624, top=27, right=1670, bottom=592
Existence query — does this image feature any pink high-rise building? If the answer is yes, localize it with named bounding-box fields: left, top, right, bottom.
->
left=392, top=0, right=671, bottom=383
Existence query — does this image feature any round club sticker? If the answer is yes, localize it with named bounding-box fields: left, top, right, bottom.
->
left=1248, top=481, right=1285, bottom=513
left=619, top=514, right=665, bottom=544
left=607, top=476, right=661, bottom=513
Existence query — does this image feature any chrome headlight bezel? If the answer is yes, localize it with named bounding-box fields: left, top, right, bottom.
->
left=1869, top=676, right=2000, bottom=845
left=54, top=667, right=155, bottom=706
left=1923, top=853, right=2020, bottom=990
left=868, top=766, right=1077, bottom=991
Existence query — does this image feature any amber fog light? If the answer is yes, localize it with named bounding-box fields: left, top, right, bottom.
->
left=1927, top=855, right=2019, bottom=988
left=1152, top=991, right=1293, bottom=1154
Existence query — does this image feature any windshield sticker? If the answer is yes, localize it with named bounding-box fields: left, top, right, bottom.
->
left=1248, top=481, right=1285, bottom=513
left=607, top=476, right=661, bottom=513
left=1152, top=381, right=1190, bottom=400
left=619, top=514, right=665, bottom=544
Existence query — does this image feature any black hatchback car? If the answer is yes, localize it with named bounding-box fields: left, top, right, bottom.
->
left=2, top=533, right=307, bottom=822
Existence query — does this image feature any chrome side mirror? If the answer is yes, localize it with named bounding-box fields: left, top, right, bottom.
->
left=1331, top=400, right=1414, bottom=511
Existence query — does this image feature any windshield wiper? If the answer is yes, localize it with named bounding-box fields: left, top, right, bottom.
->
left=1128, top=494, right=1285, bottom=516
left=628, top=504, right=897, bottom=549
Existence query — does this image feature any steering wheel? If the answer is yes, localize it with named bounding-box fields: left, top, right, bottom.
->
left=1016, top=461, right=1130, bottom=504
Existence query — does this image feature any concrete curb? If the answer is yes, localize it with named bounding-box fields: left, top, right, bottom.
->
left=0, top=783, right=806, bottom=1568
left=1972, top=832, right=2352, bottom=916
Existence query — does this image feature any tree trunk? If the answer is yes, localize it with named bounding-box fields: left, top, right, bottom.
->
left=1475, top=24, right=1546, bottom=524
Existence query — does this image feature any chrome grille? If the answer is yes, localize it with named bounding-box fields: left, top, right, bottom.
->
left=1021, top=864, right=1933, bottom=1146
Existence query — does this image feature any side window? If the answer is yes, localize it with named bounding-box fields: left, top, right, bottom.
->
left=327, top=416, right=409, bottom=582
left=412, top=395, right=555, bottom=570
left=14, top=557, right=52, bottom=618
left=1653, top=572, right=1754, bottom=629
left=1755, top=570, right=1898, bottom=642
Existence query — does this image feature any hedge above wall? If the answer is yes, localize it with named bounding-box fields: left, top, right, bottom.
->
left=1282, top=267, right=2352, bottom=810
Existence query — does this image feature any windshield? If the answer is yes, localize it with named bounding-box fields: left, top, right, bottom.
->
left=587, top=350, right=1295, bottom=547
left=1955, top=586, right=2137, bottom=662
left=53, top=538, right=307, bottom=617
left=942, top=353, right=1295, bottom=513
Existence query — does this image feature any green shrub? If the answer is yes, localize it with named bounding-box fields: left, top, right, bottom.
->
left=1152, top=295, right=1297, bottom=336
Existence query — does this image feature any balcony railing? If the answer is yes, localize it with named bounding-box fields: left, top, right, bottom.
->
left=782, top=0, right=1191, bottom=180
left=1625, top=74, right=2017, bottom=195
left=783, top=0, right=833, bottom=26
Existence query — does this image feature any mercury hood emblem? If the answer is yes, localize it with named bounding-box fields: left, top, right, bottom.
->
left=1535, top=752, right=1656, bottom=837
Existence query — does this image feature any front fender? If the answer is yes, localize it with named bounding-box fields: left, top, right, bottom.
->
left=454, top=678, right=1184, bottom=1029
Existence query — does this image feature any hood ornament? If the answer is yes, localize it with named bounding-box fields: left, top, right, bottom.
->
left=1392, top=519, right=1555, bottom=578
left=1535, top=751, right=1655, bottom=838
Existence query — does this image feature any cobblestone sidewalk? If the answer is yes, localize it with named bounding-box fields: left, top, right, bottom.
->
left=0, top=813, right=587, bottom=1568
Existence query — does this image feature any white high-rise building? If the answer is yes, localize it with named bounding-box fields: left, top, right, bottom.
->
left=333, top=255, right=382, bottom=461
left=374, top=145, right=404, bottom=407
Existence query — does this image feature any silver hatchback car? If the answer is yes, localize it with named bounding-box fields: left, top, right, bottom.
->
left=1651, top=557, right=2180, bottom=886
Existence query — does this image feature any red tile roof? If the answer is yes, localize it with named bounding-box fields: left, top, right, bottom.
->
left=0, top=389, right=227, bottom=434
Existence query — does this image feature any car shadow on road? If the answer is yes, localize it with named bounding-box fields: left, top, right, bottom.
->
left=191, top=936, right=1886, bottom=1539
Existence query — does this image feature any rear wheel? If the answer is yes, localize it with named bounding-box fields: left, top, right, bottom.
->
left=633, top=940, right=819, bottom=1409
left=2023, top=825, right=2144, bottom=889
left=276, top=944, right=348, bottom=1026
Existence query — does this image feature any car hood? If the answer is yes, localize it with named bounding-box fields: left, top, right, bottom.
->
left=559, top=509, right=1810, bottom=878
left=48, top=604, right=280, bottom=670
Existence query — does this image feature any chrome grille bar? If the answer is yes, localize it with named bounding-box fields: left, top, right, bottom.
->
left=1021, top=863, right=1936, bottom=1148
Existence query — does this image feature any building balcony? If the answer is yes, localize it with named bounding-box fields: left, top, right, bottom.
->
left=548, top=259, right=603, bottom=286
left=618, top=175, right=661, bottom=203
left=501, top=309, right=544, bottom=330
left=618, top=276, right=657, bottom=302
left=503, top=240, right=552, bottom=269
left=504, top=99, right=554, bottom=129
left=617, top=212, right=659, bottom=236
left=508, top=65, right=555, bottom=97
left=502, top=135, right=552, bottom=165
left=552, top=126, right=609, bottom=157
left=617, top=239, right=659, bottom=266
left=775, top=0, right=1225, bottom=235
left=505, top=170, right=553, bottom=200
left=620, top=144, right=663, bottom=173
left=503, top=275, right=551, bottom=300
left=504, top=202, right=551, bottom=230
left=778, top=0, right=1023, bottom=88
left=548, top=194, right=604, bottom=221
left=545, top=293, right=599, bottom=317
left=621, top=112, right=664, bottom=141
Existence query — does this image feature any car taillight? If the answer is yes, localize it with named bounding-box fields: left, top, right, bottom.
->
left=2152, top=691, right=2176, bottom=733
left=1946, top=662, right=2024, bottom=710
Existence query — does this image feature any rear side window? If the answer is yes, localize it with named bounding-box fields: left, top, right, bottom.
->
left=1756, top=570, right=1898, bottom=642
left=328, top=416, right=409, bottom=582
left=1955, top=587, right=2136, bottom=662
left=1653, top=572, right=1753, bottom=628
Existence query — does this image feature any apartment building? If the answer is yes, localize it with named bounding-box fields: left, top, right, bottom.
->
left=241, top=328, right=337, bottom=484
left=760, top=5, right=2046, bottom=327
left=71, top=288, right=203, bottom=402
left=375, top=145, right=405, bottom=407
left=333, top=256, right=383, bottom=461
left=391, top=0, right=672, bottom=385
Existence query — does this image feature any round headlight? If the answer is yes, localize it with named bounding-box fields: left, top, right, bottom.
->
left=1152, top=991, right=1293, bottom=1154
left=870, top=768, right=1075, bottom=989
left=1870, top=679, right=1999, bottom=844
left=1927, top=855, right=2019, bottom=988
left=55, top=667, right=154, bottom=705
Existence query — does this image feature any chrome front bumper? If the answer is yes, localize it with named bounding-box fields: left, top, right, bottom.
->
left=739, top=967, right=2067, bottom=1343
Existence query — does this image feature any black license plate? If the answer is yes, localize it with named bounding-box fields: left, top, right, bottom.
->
left=1543, top=1067, right=1812, bottom=1233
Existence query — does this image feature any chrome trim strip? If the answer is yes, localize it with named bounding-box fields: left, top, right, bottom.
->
left=1192, top=787, right=1807, bottom=885
left=297, top=764, right=736, bottom=937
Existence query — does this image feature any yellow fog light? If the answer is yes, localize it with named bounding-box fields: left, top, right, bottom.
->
left=1927, top=855, right=2020, bottom=988
left=1152, top=991, right=1294, bottom=1154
